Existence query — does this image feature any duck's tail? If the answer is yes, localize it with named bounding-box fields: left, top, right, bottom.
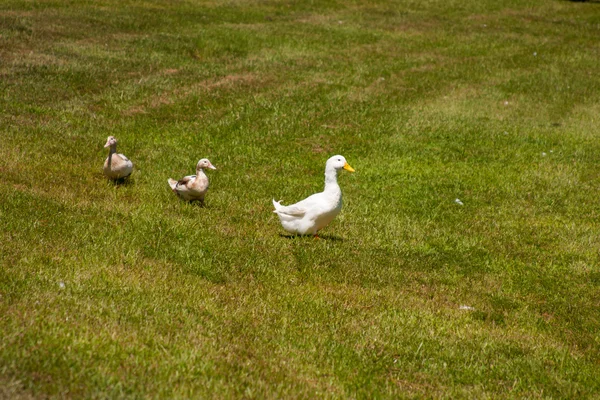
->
left=272, top=199, right=283, bottom=213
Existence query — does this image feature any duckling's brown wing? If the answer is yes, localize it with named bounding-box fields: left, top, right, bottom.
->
left=177, top=175, right=195, bottom=186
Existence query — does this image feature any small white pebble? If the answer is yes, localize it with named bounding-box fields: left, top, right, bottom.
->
left=542, top=152, right=547, bottom=157
left=459, top=305, right=475, bottom=311
left=59, top=281, right=65, bottom=289
left=533, top=52, right=537, bottom=56
left=504, top=101, right=509, bottom=105
left=455, top=198, right=464, bottom=206
left=338, top=20, right=343, bottom=24
left=503, top=131, right=508, bottom=135
left=483, top=24, right=487, bottom=27
left=549, top=150, right=554, bottom=153
left=379, top=77, right=385, bottom=81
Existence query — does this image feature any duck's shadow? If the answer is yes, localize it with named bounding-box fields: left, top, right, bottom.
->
left=278, top=233, right=345, bottom=242
left=110, top=177, right=133, bottom=187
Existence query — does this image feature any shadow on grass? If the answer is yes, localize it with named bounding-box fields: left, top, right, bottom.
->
left=278, top=233, right=344, bottom=242
left=186, top=200, right=207, bottom=208
left=167, top=194, right=208, bottom=208
left=108, top=177, right=134, bottom=187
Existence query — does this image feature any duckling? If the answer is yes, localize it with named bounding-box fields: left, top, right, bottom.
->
left=168, top=158, right=217, bottom=203
left=103, top=136, right=133, bottom=180
left=273, top=155, right=354, bottom=237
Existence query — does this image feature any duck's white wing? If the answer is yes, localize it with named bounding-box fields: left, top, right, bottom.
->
left=277, top=205, right=306, bottom=217
left=272, top=199, right=306, bottom=217
left=273, top=191, right=330, bottom=217
left=295, top=192, right=331, bottom=210
left=118, top=153, right=130, bottom=162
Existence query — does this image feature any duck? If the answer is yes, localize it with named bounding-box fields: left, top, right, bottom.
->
left=103, top=136, right=133, bottom=180
left=168, top=158, right=217, bottom=203
left=273, top=155, right=355, bottom=237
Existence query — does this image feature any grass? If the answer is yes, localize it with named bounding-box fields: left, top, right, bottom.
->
left=1, top=0, right=600, bottom=397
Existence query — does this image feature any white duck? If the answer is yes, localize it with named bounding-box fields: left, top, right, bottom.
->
left=273, top=155, right=355, bottom=237
left=168, top=158, right=217, bottom=203
left=103, top=136, right=133, bottom=180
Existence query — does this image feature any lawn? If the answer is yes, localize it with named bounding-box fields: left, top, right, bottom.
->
left=1, top=0, right=600, bottom=398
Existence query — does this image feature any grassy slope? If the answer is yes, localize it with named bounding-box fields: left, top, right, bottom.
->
left=1, top=0, right=600, bottom=397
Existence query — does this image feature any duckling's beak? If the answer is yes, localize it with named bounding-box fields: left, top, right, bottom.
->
left=343, top=162, right=355, bottom=172
left=104, top=141, right=111, bottom=148
left=208, top=163, right=217, bottom=170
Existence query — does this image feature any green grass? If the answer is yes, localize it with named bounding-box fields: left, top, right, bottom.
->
left=2, top=0, right=600, bottom=397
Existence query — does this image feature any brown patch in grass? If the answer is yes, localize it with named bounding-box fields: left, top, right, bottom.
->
left=122, top=105, right=147, bottom=116
left=296, top=135, right=333, bottom=154
left=0, top=10, right=35, bottom=18
left=0, top=376, right=35, bottom=400
left=541, top=312, right=554, bottom=322
left=320, top=122, right=354, bottom=130
left=11, top=183, right=28, bottom=191
left=390, top=376, right=438, bottom=395
left=466, top=14, right=491, bottom=22
left=409, top=63, right=438, bottom=73
left=122, top=73, right=263, bottom=116
left=206, top=73, right=257, bottom=89
left=149, top=94, right=173, bottom=108
left=1, top=48, right=68, bottom=70
left=296, top=14, right=338, bottom=25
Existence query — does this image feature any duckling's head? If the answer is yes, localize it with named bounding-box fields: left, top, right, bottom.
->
left=327, top=155, right=355, bottom=172
left=197, top=158, right=217, bottom=171
left=104, top=136, right=117, bottom=148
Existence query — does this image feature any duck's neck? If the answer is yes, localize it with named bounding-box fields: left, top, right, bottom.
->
left=324, top=167, right=340, bottom=192
left=196, top=167, right=206, bottom=177
left=107, top=144, right=117, bottom=160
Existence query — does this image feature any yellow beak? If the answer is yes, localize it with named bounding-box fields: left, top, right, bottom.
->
left=343, top=162, right=355, bottom=172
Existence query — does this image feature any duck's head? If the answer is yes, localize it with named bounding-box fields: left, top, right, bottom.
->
left=327, top=155, right=355, bottom=172
left=104, top=136, right=117, bottom=148
left=197, top=158, right=217, bottom=171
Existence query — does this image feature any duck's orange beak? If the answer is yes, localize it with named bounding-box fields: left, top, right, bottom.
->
left=343, top=162, right=355, bottom=172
